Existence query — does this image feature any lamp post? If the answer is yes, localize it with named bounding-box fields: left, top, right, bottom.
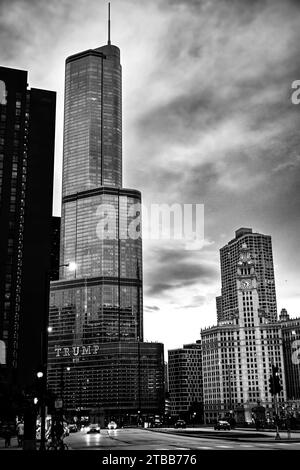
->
left=39, top=270, right=51, bottom=451
left=39, top=262, right=76, bottom=451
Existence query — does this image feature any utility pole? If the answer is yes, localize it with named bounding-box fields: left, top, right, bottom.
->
left=39, top=271, right=51, bottom=451
left=273, top=392, right=281, bottom=440
left=228, top=366, right=232, bottom=418
left=269, top=364, right=283, bottom=440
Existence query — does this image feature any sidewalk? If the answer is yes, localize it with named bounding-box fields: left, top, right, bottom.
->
left=0, top=437, right=22, bottom=450
left=236, top=426, right=300, bottom=433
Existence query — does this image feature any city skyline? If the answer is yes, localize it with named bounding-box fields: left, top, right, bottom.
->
left=1, top=0, right=299, bottom=354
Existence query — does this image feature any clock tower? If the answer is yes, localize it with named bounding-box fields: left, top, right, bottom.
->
left=201, top=240, right=286, bottom=425
left=236, top=243, right=261, bottom=328
left=237, top=243, right=257, bottom=292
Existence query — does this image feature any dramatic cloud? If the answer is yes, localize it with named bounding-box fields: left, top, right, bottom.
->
left=145, top=246, right=218, bottom=296
left=1, top=0, right=299, bottom=353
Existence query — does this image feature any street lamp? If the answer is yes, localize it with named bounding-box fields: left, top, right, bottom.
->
left=67, top=261, right=77, bottom=272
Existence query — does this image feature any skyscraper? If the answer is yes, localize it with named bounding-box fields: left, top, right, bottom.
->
left=168, top=343, right=203, bottom=422
left=47, top=20, right=164, bottom=421
left=202, top=243, right=286, bottom=424
left=0, top=67, right=56, bottom=418
left=50, top=216, right=61, bottom=282
left=219, top=228, right=277, bottom=322
left=279, top=309, right=300, bottom=403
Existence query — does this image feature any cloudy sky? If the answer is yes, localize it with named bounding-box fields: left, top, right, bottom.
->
left=1, top=0, right=300, bottom=355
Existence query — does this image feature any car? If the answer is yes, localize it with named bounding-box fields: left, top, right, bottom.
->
left=86, top=423, right=101, bottom=433
left=214, top=420, right=231, bottom=430
left=68, top=424, right=78, bottom=433
left=174, top=420, right=186, bottom=429
left=152, top=421, right=162, bottom=428
left=107, top=421, right=117, bottom=430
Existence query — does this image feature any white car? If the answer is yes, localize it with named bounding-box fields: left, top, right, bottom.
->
left=107, top=421, right=117, bottom=430
left=86, top=423, right=101, bottom=433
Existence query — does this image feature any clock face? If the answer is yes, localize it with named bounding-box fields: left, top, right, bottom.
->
left=241, top=280, right=251, bottom=289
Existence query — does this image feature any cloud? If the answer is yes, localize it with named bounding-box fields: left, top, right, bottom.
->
left=144, top=305, right=160, bottom=312
left=145, top=244, right=219, bottom=296
left=178, top=294, right=215, bottom=309
left=2, top=0, right=300, bottom=350
left=272, top=154, right=300, bottom=173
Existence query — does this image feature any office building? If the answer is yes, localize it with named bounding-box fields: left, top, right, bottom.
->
left=47, top=23, right=164, bottom=421
left=218, top=228, right=277, bottom=322
left=202, top=243, right=286, bottom=424
left=279, top=309, right=300, bottom=404
left=216, top=295, right=223, bottom=322
left=168, top=342, right=203, bottom=421
left=0, top=67, right=55, bottom=418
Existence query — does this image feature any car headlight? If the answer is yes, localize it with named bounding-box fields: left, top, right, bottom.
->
left=86, top=427, right=91, bottom=432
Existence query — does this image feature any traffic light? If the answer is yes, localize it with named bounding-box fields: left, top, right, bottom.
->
left=269, top=375, right=275, bottom=395
left=32, top=370, right=45, bottom=407
left=269, top=365, right=283, bottom=395
left=273, top=365, right=283, bottom=394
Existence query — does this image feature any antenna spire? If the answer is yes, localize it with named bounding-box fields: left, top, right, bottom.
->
left=108, top=2, right=111, bottom=45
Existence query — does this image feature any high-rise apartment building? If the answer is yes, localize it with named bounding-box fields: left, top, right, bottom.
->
left=47, top=27, right=164, bottom=421
left=218, top=228, right=277, bottom=322
left=0, top=67, right=56, bottom=416
left=202, top=243, right=286, bottom=424
left=168, top=342, right=203, bottom=421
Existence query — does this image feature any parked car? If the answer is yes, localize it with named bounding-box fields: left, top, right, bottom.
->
left=174, top=420, right=186, bottom=429
left=214, top=420, right=231, bottom=430
left=86, top=423, right=101, bottom=433
left=107, top=421, right=117, bottom=430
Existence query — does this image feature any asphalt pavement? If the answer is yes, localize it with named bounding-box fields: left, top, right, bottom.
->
left=1, top=427, right=300, bottom=451
left=62, top=427, right=300, bottom=450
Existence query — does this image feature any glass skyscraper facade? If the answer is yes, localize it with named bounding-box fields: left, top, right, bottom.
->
left=62, top=46, right=122, bottom=196
left=48, top=39, right=164, bottom=420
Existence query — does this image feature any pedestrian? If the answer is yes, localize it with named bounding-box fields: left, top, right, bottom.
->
left=286, top=417, right=291, bottom=440
left=17, top=421, right=24, bottom=447
left=4, top=426, right=11, bottom=448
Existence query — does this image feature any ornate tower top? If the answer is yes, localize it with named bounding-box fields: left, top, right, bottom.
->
left=238, top=243, right=254, bottom=265
left=237, top=244, right=256, bottom=278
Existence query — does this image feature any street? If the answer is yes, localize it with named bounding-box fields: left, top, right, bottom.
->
left=62, top=427, right=300, bottom=450
left=1, top=426, right=300, bottom=451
